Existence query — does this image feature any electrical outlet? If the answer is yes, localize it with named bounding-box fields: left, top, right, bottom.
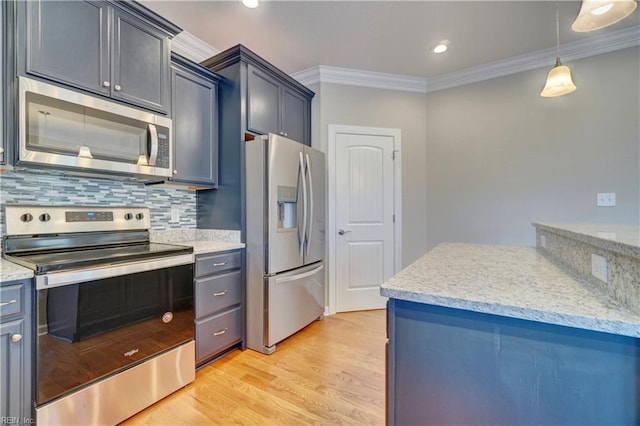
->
left=591, top=254, right=608, bottom=283
left=170, top=207, right=180, bottom=223
left=596, top=193, right=616, bottom=207
left=540, top=235, right=547, bottom=249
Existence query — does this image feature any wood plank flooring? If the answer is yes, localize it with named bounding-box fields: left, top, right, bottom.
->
left=122, top=309, right=386, bottom=425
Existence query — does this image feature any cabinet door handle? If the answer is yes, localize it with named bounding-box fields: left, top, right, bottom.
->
left=213, top=290, right=228, bottom=297
left=0, top=299, right=17, bottom=308
left=114, top=84, right=122, bottom=92
left=213, top=262, right=227, bottom=267
left=11, top=334, right=22, bottom=343
left=213, top=328, right=228, bottom=337
left=102, top=81, right=111, bottom=88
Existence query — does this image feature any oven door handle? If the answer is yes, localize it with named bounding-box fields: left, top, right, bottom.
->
left=36, top=254, right=194, bottom=290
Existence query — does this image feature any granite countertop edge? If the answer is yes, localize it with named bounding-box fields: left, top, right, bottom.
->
left=381, top=243, right=640, bottom=339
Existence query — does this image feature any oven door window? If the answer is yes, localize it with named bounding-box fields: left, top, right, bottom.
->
left=36, top=264, right=194, bottom=405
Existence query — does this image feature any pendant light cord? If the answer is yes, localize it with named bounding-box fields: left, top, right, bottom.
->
left=555, top=2, right=560, bottom=60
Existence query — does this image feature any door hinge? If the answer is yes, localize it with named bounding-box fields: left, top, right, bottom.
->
left=392, top=150, right=399, bottom=160
left=393, top=213, right=396, bottom=223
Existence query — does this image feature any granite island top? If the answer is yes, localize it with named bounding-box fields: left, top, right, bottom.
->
left=380, top=243, right=640, bottom=338
left=0, top=258, right=34, bottom=281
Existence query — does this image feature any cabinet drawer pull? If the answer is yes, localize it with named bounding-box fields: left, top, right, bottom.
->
left=0, top=299, right=17, bottom=308
left=213, top=262, right=227, bottom=267
left=11, top=333, right=22, bottom=343
left=213, top=328, right=228, bottom=337
left=213, top=290, right=228, bottom=297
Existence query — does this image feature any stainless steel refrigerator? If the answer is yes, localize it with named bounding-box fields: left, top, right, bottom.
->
left=245, top=133, right=325, bottom=354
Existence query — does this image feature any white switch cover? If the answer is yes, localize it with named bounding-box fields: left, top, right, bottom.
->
left=591, top=254, right=608, bottom=283
left=170, top=208, right=180, bottom=223
left=540, top=235, right=547, bottom=248
left=596, top=193, right=616, bottom=207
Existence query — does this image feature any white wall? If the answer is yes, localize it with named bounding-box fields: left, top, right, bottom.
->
left=312, top=83, right=429, bottom=267
left=425, top=47, right=640, bottom=249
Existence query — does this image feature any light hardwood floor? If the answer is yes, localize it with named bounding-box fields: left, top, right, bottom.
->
left=122, top=309, right=386, bottom=425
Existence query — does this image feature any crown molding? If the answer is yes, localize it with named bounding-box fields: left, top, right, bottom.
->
left=291, top=25, right=639, bottom=94
left=427, top=25, right=640, bottom=93
left=171, top=31, right=219, bottom=63
left=291, top=65, right=428, bottom=93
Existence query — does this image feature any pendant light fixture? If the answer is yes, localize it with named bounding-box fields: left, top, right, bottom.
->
left=540, top=3, right=577, bottom=98
left=241, top=0, right=259, bottom=9
left=572, top=0, right=637, bottom=32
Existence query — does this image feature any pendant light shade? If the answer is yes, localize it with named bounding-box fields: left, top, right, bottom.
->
left=540, top=58, right=577, bottom=97
left=541, top=3, right=577, bottom=98
left=572, top=0, right=637, bottom=32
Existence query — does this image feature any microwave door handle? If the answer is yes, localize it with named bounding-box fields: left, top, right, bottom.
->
left=147, top=124, right=159, bottom=166
left=305, top=153, right=313, bottom=256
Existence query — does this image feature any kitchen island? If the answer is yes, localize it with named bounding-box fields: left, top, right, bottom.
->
left=381, top=243, right=640, bottom=425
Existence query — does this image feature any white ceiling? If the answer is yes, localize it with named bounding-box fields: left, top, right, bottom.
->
left=141, top=1, right=640, bottom=78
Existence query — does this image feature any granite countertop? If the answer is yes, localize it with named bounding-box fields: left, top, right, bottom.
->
left=380, top=243, right=640, bottom=338
left=0, top=258, right=34, bottom=282
left=533, top=222, right=640, bottom=259
left=173, top=240, right=245, bottom=256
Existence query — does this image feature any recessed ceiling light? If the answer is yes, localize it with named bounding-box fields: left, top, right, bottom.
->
left=242, top=0, right=259, bottom=8
left=433, top=43, right=448, bottom=54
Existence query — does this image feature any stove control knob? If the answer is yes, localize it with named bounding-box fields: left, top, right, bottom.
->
left=20, top=213, right=33, bottom=222
left=135, top=213, right=145, bottom=220
left=39, top=213, right=51, bottom=222
left=124, top=213, right=133, bottom=220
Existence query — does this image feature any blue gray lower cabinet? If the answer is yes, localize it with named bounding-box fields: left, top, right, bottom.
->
left=194, top=249, right=245, bottom=366
left=386, top=299, right=639, bottom=425
left=0, top=279, right=33, bottom=422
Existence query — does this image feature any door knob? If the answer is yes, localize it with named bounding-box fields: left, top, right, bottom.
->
left=338, top=229, right=351, bottom=235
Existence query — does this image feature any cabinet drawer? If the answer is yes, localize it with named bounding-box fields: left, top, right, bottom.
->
left=0, top=283, right=25, bottom=320
left=195, top=251, right=242, bottom=277
left=195, top=270, right=242, bottom=318
left=195, top=307, right=242, bottom=363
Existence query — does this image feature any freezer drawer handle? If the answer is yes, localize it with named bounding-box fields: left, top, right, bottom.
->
left=213, top=290, right=228, bottom=297
left=275, top=263, right=324, bottom=284
left=213, top=262, right=227, bottom=267
left=213, top=328, right=228, bottom=337
left=0, top=299, right=17, bottom=308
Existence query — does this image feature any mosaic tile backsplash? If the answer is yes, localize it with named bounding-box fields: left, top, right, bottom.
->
left=0, top=167, right=197, bottom=233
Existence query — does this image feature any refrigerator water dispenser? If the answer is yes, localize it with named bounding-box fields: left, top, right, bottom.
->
left=277, top=185, right=297, bottom=230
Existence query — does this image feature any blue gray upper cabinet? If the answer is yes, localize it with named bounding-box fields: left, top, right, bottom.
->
left=170, top=53, right=220, bottom=187
left=203, top=44, right=314, bottom=146
left=22, top=0, right=179, bottom=114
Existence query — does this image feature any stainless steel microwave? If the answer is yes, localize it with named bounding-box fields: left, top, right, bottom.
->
left=18, top=76, right=172, bottom=178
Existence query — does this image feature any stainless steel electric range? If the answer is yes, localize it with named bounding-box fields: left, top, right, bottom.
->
left=2, top=205, right=196, bottom=425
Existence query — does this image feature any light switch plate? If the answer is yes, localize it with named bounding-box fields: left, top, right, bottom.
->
left=540, top=235, right=547, bottom=248
left=596, top=193, right=616, bottom=207
left=591, top=254, right=608, bottom=283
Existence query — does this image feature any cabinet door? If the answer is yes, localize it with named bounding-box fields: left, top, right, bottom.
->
left=282, top=86, right=310, bottom=145
left=112, top=7, right=170, bottom=114
left=0, top=319, right=26, bottom=419
left=26, top=0, right=109, bottom=95
left=247, top=64, right=280, bottom=136
left=171, top=67, right=218, bottom=186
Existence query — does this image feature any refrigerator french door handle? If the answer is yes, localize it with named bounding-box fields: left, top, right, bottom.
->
left=298, top=152, right=307, bottom=259
left=274, top=263, right=324, bottom=284
left=305, top=153, right=313, bottom=256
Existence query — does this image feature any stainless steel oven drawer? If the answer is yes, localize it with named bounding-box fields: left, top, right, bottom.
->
left=195, top=306, right=242, bottom=363
left=0, top=282, right=25, bottom=320
left=195, top=270, right=242, bottom=318
left=195, top=251, right=242, bottom=277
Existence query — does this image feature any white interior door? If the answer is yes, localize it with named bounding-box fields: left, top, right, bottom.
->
left=333, top=128, right=400, bottom=312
